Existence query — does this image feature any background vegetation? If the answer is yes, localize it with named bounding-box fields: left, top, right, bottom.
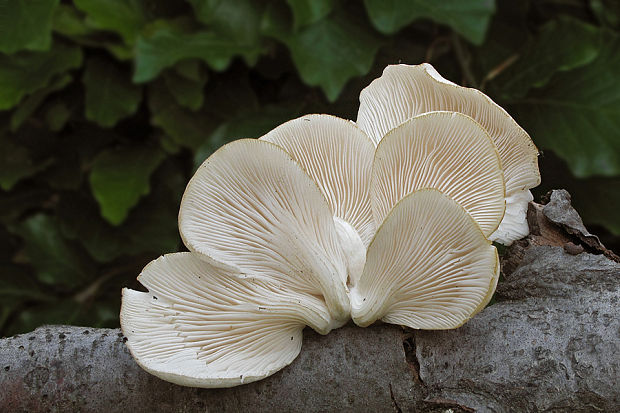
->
left=1, top=0, right=619, bottom=336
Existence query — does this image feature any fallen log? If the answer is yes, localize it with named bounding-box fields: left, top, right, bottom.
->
left=1, top=190, right=618, bottom=412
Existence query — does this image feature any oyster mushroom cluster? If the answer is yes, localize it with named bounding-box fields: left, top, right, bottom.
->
left=120, top=63, right=540, bottom=388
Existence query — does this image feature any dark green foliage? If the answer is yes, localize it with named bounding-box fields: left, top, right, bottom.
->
left=1, top=0, right=619, bottom=336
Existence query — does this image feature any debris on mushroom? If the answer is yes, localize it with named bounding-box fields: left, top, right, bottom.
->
left=350, top=189, right=499, bottom=329
left=357, top=63, right=540, bottom=245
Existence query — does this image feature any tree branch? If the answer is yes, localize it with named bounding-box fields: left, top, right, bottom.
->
left=1, top=190, right=618, bottom=412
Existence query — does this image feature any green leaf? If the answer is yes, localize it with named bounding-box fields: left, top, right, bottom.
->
left=590, top=0, right=620, bottom=29
left=282, top=11, right=382, bottom=101
left=0, top=0, right=59, bottom=54
left=12, top=214, right=95, bottom=287
left=0, top=264, right=51, bottom=302
left=0, top=134, right=52, bottom=191
left=494, top=18, right=603, bottom=99
left=10, top=74, right=72, bottom=132
left=0, top=44, right=82, bottom=110
left=194, top=103, right=304, bottom=168
left=285, top=0, right=334, bottom=29
left=89, top=144, right=165, bottom=225
left=134, top=27, right=260, bottom=83
left=536, top=153, right=620, bottom=236
left=509, top=32, right=620, bottom=178
left=44, top=100, right=72, bottom=132
left=0, top=187, right=50, bottom=225
left=148, top=81, right=217, bottom=150
left=4, top=299, right=82, bottom=336
left=363, top=0, right=495, bottom=45
left=53, top=4, right=93, bottom=37
left=73, top=0, right=146, bottom=44
left=83, top=57, right=142, bottom=127
left=187, top=0, right=265, bottom=47
left=163, top=61, right=208, bottom=111
left=59, top=161, right=183, bottom=262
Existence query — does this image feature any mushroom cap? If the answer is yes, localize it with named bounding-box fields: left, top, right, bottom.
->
left=178, top=139, right=350, bottom=323
left=260, top=114, right=374, bottom=286
left=121, top=253, right=332, bottom=388
left=371, top=111, right=505, bottom=238
left=350, top=189, right=499, bottom=329
left=260, top=114, right=376, bottom=247
left=357, top=63, right=540, bottom=244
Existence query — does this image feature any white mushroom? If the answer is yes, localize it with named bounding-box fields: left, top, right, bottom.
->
left=121, top=253, right=332, bottom=388
left=356, top=63, right=540, bottom=244
left=178, top=139, right=351, bottom=325
left=350, top=189, right=499, bottom=329
left=260, top=114, right=375, bottom=286
left=372, top=111, right=505, bottom=238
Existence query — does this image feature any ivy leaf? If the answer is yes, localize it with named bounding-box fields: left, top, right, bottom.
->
left=285, top=0, right=335, bottom=29
left=134, top=28, right=260, bottom=83
left=509, top=32, right=620, bottom=178
left=494, top=18, right=603, bottom=99
left=0, top=0, right=59, bottom=54
left=89, top=144, right=165, bottom=225
left=59, top=161, right=183, bottom=263
left=187, top=0, right=265, bottom=47
left=0, top=134, right=52, bottom=191
left=12, top=214, right=95, bottom=288
left=537, top=152, right=620, bottom=236
left=194, top=103, right=304, bottom=168
left=0, top=44, right=82, bottom=110
left=282, top=11, right=382, bottom=101
left=148, top=82, right=217, bottom=150
left=363, top=0, right=495, bottom=45
left=73, top=0, right=146, bottom=44
left=0, top=186, right=50, bottom=225
left=83, top=57, right=142, bottom=127
left=44, top=100, right=73, bottom=132
left=0, top=264, right=51, bottom=302
left=163, top=61, right=208, bottom=111
left=53, top=4, right=93, bottom=37
left=10, top=74, right=72, bottom=132
left=4, top=299, right=81, bottom=336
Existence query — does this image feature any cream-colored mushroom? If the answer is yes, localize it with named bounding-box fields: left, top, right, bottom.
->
left=121, top=253, right=332, bottom=388
left=357, top=63, right=540, bottom=244
left=260, top=114, right=375, bottom=286
left=371, top=111, right=505, bottom=238
left=178, top=139, right=351, bottom=324
left=350, top=189, right=499, bottom=329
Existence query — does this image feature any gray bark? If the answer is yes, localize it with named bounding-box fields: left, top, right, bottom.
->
left=1, top=190, right=618, bottom=412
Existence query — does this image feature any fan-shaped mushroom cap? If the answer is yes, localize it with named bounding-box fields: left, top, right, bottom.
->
left=260, top=114, right=375, bottom=285
left=178, top=139, right=351, bottom=324
left=357, top=63, right=540, bottom=244
left=372, top=111, right=505, bottom=238
left=350, top=189, right=499, bottom=329
left=260, top=114, right=376, bottom=246
left=121, top=253, right=332, bottom=388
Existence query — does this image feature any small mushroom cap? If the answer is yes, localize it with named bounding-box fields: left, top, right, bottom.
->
left=178, top=139, right=350, bottom=323
left=260, top=114, right=376, bottom=247
left=350, top=189, right=499, bottom=329
left=372, top=111, right=505, bottom=237
left=357, top=63, right=540, bottom=244
left=121, top=253, right=333, bottom=388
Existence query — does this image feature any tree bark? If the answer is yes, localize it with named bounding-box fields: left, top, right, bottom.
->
left=1, top=190, right=618, bottom=412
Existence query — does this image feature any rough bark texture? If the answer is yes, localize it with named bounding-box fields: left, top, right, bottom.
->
left=1, top=190, right=619, bottom=412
